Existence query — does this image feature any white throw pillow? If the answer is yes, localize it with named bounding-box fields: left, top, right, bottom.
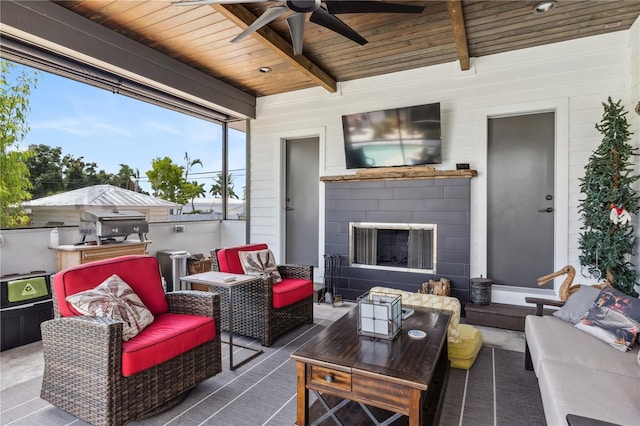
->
left=238, top=249, right=282, bottom=284
left=66, top=274, right=154, bottom=341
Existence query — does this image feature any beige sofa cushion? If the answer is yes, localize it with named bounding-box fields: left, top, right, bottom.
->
left=538, top=359, right=640, bottom=426
left=525, top=315, right=640, bottom=379
left=369, top=286, right=461, bottom=343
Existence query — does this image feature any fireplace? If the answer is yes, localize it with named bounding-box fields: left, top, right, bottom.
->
left=349, top=222, right=436, bottom=273
left=322, top=170, right=474, bottom=302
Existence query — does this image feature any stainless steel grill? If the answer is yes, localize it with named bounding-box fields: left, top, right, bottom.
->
left=79, top=210, right=148, bottom=245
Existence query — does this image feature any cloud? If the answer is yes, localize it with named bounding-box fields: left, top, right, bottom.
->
left=31, top=116, right=133, bottom=138
left=31, top=118, right=92, bottom=136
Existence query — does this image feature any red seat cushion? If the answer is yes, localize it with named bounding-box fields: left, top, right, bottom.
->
left=217, top=243, right=268, bottom=274
left=54, top=255, right=169, bottom=317
left=121, top=312, right=216, bottom=377
left=272, top=278, right=314, bottom=309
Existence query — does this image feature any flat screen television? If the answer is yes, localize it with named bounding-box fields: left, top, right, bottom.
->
left=342, top=102, right=441, bottom=169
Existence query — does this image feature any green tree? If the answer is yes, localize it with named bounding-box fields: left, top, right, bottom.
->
left=113, top=164, right=139, bottom=191
left=183, top=152, right=202, bottom=180
left=210, top=172, right=239, bottom=199
left=62, top=155, right=89, bottom=190
left=146, top=156, right=185, bottom=202
left=578, top=98, right=639, bottom=296
left=0, top=60, right=37, bottom=227
left=26, top=144, right=64, bottom=198
left=183, top=181, right=206, bottom=212
left=182, top=152, right=205, bottom=211
left=61, top=154, right=116, bottom=190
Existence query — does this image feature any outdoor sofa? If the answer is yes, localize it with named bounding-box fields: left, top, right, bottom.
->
left=525, top=287, right=640, bottom=425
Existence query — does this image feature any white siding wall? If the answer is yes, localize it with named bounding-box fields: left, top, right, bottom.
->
left=250, top=25, right=640, bottom=304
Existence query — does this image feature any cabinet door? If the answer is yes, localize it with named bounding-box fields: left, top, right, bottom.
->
left=58, top=251, right=82, bottom=270
left=81, top=245, right=145, bottom=263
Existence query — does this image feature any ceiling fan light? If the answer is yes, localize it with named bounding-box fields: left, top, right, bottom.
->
left=533, top=1, right=557, bottom=14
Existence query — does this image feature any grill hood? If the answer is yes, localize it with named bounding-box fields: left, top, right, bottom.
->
left=80, top=209, right=148, bottom=244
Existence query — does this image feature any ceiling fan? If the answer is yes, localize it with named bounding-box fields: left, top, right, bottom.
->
left=172, top=0, right=425, bottom=55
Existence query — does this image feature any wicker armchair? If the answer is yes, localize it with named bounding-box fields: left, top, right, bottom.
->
left=210, top=244, right=314, bottom=346
left=40, top=255, right=222, bottom=426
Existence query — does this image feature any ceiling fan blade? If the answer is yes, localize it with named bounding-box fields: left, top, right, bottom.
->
left=286, top=13, right=306, bottom=55
left=309, top=7, right=367, bottom=45
left=231, top=6, right=289, bottom=42
left=324, top=1, right=424, bottom=15
left=172, top=0, right=265, bottom=6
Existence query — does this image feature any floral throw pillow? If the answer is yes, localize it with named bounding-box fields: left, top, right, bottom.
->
left=66, top=274, right=154, bottom=341
left=575, top=286, right=640, bottom=352
left=238, top=249, right=282, bottom=284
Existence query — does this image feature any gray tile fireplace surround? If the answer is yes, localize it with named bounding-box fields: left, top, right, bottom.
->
left=325, top=177, right=471, bottom=303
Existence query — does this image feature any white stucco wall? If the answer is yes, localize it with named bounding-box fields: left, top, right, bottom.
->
left=250, top=24, right=640, bottom=304
left=0, top=221, right=246, bottom=276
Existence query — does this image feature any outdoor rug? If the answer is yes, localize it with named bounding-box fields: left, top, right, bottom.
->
left=0, top=319, right=544, bottom=426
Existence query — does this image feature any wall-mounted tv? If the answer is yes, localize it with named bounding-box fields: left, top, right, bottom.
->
left=342, top=102, right=441, bottom=169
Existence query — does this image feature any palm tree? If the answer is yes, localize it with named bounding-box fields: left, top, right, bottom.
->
left=183, top=152, right=202, bottom=180
left=210, top=172, right=238, bottom=199
left=184, top=181, right=206, bottom=213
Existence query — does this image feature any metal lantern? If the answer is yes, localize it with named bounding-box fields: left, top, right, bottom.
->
left=357, top=291, right=402, bottom=340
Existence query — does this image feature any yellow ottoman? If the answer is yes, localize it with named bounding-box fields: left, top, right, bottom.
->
left=369, top=286, right=483, bottom=369
left=449, top=323, right=483, bottom=370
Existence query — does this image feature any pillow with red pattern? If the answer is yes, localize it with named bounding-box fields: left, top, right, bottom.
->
left=238, top=249, right=282, bottom=284
left=575, top=287, right=640, bottom=352
left=66, top=274, right=154, bottom=341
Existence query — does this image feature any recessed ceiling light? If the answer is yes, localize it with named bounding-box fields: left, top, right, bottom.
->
left=603, top=22, right=622, bottom=29
left=533, top=1, right=557, bottom=14
left=258, top=67, right=272, bottom=73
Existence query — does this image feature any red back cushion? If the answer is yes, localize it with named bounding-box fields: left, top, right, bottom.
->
left=217, top=243, right=269, bottom=274
left=54, top=255, right=169, bottom=317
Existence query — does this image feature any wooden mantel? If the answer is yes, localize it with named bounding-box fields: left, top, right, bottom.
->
left=320, top=166, right=477, bottom=182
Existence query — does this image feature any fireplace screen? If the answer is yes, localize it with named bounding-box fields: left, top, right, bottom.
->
left=349, top=222, right=436, bottom=273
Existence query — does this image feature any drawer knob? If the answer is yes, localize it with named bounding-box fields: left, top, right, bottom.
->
left=325, top=374, right=334, bottom=383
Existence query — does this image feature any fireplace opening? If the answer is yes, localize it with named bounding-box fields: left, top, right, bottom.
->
left=349, top=222, right=437, bottom=273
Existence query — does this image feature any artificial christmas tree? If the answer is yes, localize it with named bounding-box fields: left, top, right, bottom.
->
left=578, top=97, right=639, bottom=296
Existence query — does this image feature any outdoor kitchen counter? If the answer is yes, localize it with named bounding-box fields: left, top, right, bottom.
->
left=53, top=241, right=151, bottom=271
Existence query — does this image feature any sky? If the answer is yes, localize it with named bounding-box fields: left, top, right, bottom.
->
left=11, top=62, right=247, bottom=196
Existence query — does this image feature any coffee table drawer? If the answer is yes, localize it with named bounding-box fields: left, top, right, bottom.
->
left=309, top=366, right=351, bottom=392
left=353, top=375, right=411, bottom=412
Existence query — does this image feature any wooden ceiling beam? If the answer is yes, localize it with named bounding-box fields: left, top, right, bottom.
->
left=446, top=0, right=470, bottom=70
left=212, top=3, right=337, bottom=93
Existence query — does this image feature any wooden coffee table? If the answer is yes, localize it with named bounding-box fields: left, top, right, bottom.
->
left=291, top=306, right=451, bottom=426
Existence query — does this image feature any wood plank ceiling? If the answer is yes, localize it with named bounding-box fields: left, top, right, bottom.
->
left=53, top=0, right=640, bottom=98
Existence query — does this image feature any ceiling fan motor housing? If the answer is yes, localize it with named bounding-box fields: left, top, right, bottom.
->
left=286, top=0, right=321, bottom=13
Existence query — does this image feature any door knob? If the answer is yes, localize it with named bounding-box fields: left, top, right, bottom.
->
left=285, top=207, right=295, bottom=211
left=538, top=207, right=554, bottom=213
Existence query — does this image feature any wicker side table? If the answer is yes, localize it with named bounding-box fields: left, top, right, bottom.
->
left=180, top=271, right=263, bottom=370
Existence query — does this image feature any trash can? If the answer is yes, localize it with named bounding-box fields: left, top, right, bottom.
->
left=470, top=276, right=492, bottom=305
left=156, top=249, right=190, bottom=292
left=1, top=272, right=54, bottom=351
